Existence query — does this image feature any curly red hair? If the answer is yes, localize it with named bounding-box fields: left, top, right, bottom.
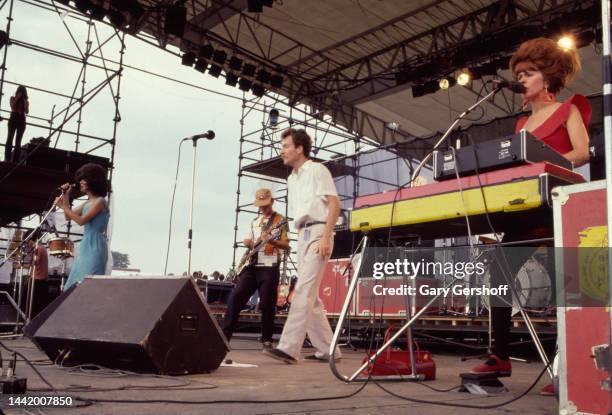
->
left=509, top=37, right=581, bottom=93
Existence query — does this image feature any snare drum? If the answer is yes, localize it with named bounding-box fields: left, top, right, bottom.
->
left=48, top=238, right=74, bottom=258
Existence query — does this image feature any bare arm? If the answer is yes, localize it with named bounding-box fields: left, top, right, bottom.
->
left=57, top=198, right=105, bottom=226
left=24, top=100, right=29, bottom=115
left=564, top=104, right=590, bottom=167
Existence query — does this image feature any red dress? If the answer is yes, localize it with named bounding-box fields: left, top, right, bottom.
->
left=515, top=94, right=592, bottom=154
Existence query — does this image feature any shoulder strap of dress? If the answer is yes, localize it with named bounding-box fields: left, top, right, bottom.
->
left=535, top=94, right=591, bottom=138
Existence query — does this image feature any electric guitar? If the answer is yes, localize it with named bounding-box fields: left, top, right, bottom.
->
left=229, top=218, right=287, bottom=282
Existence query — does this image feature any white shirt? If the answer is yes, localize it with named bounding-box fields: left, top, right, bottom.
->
left=287, top=159, right=338, bottom=229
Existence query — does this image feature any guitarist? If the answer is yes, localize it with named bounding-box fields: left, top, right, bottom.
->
left=221, top=188, right=289, bottom=350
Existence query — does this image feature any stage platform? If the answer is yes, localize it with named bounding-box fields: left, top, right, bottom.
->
left=0, top=336, right=556, bottom=414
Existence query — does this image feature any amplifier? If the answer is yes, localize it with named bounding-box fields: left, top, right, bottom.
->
left=432, top=130, right=572, bottom=181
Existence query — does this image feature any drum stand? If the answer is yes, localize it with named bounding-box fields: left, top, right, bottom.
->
left=328, top=237, right=553, bottom=383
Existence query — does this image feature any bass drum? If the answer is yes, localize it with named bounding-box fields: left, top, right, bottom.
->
left=481, top=256, right=552, bottom=315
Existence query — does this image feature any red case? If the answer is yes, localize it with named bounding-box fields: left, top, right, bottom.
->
left=361, top=325, right=436, bottom=380
left=553, top=180, right=612, bottom=415
left=319, top=258, right=354, bottom=315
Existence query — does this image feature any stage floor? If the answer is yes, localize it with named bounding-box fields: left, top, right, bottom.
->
left=1, top=337, right=556, bottom=414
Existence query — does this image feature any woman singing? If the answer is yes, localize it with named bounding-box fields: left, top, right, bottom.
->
left=470, top=37, right=590, bottom=396
left=5, top=85, right=29, bottom=162
left=55, top=163, right=110, bottom=290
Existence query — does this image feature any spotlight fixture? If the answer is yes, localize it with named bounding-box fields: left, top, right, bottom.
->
left=90, top=4, right=106, bottom=20
left=213, top=50, right=227, bottom=64
left=457, top=70, right=471, bottom=86
left=411, top=80, right=440, bottom=98
left=181, top=51, right=196, bottom=66
left=208, top=64, right=222, bottom=78
left=256, top=69, right=271, bottom=84
left=270, top=74, right=284, bottom=88
left=438, top=77, right=456, bottom=90
left=557, top=35, right=575, bottom=51
left=164, top=4, right=187, bottom=37
left=107, top=9, right=126, bottom=28
left=194, top=58, right=208, bottom=73
left=74, top=0, right=93, bottom=13
left=111, top=0, right=144, bottom=20
left=238, top=78, right=252, bottom=92
left=252, top=83, right=265, bottom=97
left=242, top=63, right=256, bottom=77
left=247, top=0, right=263, bottom=13
left=226, top=72, right=239, bottom=87
left=0, top=31, right=7, bottom=50
left=199, top=44, right=214, bottom=60
left=229, top=56, right=243, bottom=71
left=269, top=108, right=279, bottom=127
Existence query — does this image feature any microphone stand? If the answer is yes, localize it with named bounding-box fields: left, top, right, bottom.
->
left=410, top=85, right=501, bottom=184
left=185, top=136, right=200, bottom=277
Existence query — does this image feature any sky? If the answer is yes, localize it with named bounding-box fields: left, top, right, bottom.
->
left=2, top=1, right=296, bottom=276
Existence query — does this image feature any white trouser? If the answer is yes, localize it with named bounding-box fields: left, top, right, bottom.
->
left=277, top=224, right=341, bottom=360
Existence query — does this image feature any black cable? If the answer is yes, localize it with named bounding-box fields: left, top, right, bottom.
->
left=371, top=355, right=553, bottom=410
left=0, top=340, right=57, bottom=393
left=74, top=381, right=369, bottom=406
left=163, top=140, right=185, bottom=275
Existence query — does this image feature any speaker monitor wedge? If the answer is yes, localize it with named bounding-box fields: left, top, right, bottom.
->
left=25, top=277, right=229, bottom=375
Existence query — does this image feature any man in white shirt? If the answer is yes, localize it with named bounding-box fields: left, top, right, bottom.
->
left=222, top=188, right=289, bottom=350
left=263, top=128, right=341, bottom=364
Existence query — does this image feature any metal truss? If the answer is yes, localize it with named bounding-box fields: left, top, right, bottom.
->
left=135, top=0, right=597, bottom=146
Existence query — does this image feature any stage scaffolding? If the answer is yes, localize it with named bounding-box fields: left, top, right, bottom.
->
left=231, top=92, right=431, bottom=278
left=0, top=0, right=125, bottom=249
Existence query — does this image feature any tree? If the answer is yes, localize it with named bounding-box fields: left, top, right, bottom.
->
left=112, top=251, right=130, bottom=269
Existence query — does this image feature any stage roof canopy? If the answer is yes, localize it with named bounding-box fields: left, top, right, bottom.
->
left=136, top=0, right=603, bottom=145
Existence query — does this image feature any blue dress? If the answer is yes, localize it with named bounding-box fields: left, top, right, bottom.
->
left=65, top=198, right=110, bottom=290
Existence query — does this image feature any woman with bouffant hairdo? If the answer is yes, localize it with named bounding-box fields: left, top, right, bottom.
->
left=469, top=37, right=591, bottom=396
left=509, top=37, right=591, bottom=166
left=54, top=163, right=110, bottom=290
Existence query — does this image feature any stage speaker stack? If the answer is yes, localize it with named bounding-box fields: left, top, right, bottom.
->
left=24, top=277, right=229, bottom=375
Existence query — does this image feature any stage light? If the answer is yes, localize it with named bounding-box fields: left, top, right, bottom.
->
left=411, top=80, right=440, bottom=98
left=194, top=58, right=207, bottom=73
left=558, top=35, right=575, bottom=51
left=439, top=77, right=456, bottom=90
left=90, top=4, right=106, bottom=20
left=269, top=108, right=279, bottom=127
left=248, top=0, right=263, bottom=13
left=252, top=83, right=265, bottom=97
left=74, top=0, right=92, bottom=13
left=181, top=51, right=196, bottom=66
left=229, top=56, right=243, bottom=71
left=242, top=63, right=256, bottom=77
left=209, top=64, right=222, bottom=78
left=199, top=44, right=214, bottom=59
left=213, top=50, right=227, bottom=64
left=256, top=69, right=271, bottom=84
left=107, top=9, right=126, bottom=28
left=226, top=72, right=239, bottom=87
left=238, top=78, right=252, bottom=92
left=165, top=4, right=187, bottom=37
left=111, top=0, right=143, bottom=20
left=270, top=74, right=284, bottom=88
left=457, top=70, right=471, bottom=86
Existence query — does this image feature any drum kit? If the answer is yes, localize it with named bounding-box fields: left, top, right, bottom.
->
left=4, top=233, right=74, bottom=326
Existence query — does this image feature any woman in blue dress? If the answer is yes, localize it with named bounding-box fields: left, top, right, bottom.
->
left=55, top=163, right=110, bottom=290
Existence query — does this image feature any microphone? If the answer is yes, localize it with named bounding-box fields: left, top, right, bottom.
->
left=492, top=79, right=526, bottom=94
left=184, top=130, right=215, bottom=141
left=58, top=183, right=76, bottom=192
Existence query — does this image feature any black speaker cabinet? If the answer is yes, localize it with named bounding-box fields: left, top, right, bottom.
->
left=24, top=277, right=229, bottom=375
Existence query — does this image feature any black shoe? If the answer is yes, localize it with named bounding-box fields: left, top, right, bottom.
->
left=262, top=341, right=273, bottom=351
left=263, top=348, right=297, bottom=364
left=303, top=353, right=341, bottom=362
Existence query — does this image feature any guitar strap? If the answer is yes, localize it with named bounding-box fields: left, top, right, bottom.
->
left=252, top=212, right=278, bottom=265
